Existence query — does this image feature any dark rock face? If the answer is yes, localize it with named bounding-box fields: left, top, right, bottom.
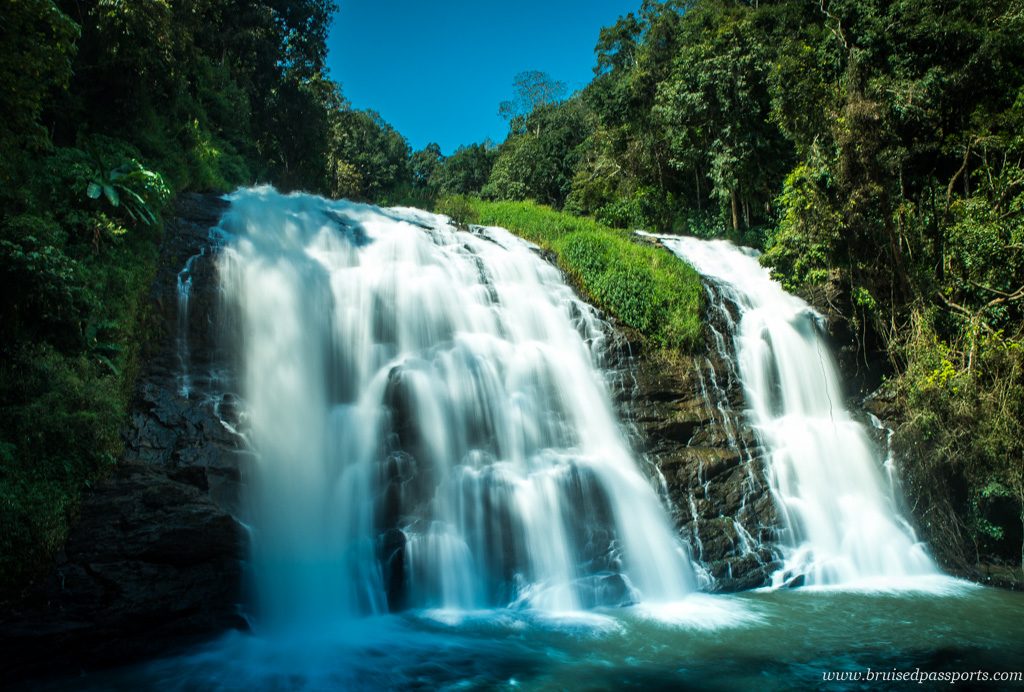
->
left=611, top=315, right=785, bottom=592
left=0, top=462, right=246, bottom=677
left=0, top=193, right=248, bottom=679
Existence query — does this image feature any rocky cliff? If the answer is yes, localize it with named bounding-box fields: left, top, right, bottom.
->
left=611, top=297, right=784, bottom=593
left=0, top=194, right=249, bottom=679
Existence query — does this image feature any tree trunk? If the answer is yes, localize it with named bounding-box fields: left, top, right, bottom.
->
left=730, top=189, right=739, bottom=231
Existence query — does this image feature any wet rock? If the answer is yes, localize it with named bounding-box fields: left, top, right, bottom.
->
left=782, top=573, right=806, bottom=589
left=611, top=311, right=786, bottom=594
left=576, top=573, right=638, bottom=609
left=707, top=552, right=780, bottom=592
left=377, top=451, right=423, bottom=530
left=378, top=528, right=407, bottom=610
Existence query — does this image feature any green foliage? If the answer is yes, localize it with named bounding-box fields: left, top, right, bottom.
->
left=326, top=109, right=411, bottom=201
left=449, top=197, right=702, bottom=350
left=434, top=195, right=481, bottom=226
left=411, top=143, right=443, bottom=190
left=483, top=99, right=592, bottom=208
left=893, top=314, right=1024, bottom=569
left=0, top=208, right=159, bottom=594
left=0, top=342, right=130, bottom=588
left=0, top=215, right=88, bottom=351
left=85, top=154, right=171, bottom=227
left=654, top=2, right=792, bottom=232
left=498, top=70, right=568, bottom=123
left=593, top=186, right=671, bottom=231
left=0, top=0, right=78, bottom=183
left=431, top=144, right=498, bottom=197
left=481, top=137, right=535, bottom=202
left=40, top=0, right=345, bottom=194
left=762, top=163, right=842, bottom=292
left=180, top=121, right=252, bottom=194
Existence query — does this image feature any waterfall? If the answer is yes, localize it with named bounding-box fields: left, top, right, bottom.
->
left=215, top=188, right=694, bottom=626
left=652, top=234, right=937, bottom=587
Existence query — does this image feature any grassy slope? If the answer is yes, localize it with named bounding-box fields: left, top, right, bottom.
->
left=438, top=197, right=703, bottom=352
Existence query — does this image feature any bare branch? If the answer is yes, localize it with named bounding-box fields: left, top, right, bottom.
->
left=818, top=0, right=850, bottom=51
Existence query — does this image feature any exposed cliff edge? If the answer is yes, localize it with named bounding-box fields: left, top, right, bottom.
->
left=614, top=325, right=782, bottom=592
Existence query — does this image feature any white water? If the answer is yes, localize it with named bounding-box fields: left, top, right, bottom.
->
left=176, top=249, right=201, bottom=398
left=652, top=234, right=937, bottom=587
left=216, top=188, right=694, bottom=627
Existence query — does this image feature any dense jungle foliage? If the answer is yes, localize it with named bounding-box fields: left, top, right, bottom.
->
left=3, top=0, right=1022, bottom=593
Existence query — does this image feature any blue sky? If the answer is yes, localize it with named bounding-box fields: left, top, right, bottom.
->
left=327, top=0, right=640, bottom=155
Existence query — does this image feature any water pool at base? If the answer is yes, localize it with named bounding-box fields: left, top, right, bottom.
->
left=46, top=580, right=1024, bottom=691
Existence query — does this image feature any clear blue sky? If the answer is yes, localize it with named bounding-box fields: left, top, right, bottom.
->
left=326, top=1, right=640, bottom=155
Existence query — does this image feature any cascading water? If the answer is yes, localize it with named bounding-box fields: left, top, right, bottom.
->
left=651, top=234, right=937, bottom=587
left=176, top=248, right=202, bottom=398
left=215, top=187, right=694, bottom=626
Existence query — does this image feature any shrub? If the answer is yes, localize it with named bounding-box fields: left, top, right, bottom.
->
left=892, top=312, right=1024, bottom=571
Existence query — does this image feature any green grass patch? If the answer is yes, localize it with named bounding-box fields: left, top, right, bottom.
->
left=437, top=196, right=702, bottom=351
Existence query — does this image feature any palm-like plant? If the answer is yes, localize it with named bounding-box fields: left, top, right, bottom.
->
left=86, top=152, right=169, bottom=227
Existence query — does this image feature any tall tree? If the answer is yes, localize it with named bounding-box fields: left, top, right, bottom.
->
left=498, top=70, right=568, bottom=130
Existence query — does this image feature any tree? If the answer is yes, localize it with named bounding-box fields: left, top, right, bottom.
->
left=485, top=98, right=592, bottom=207
left=654, top=3, right=790, bottom=231
left=431, top=143, right=497, bottom=196
left=410, top=143, right=443, bottom=190
left=326, top=109, right=411, bottom=201
left=498, top=70, right=568, bottom=128
left=0, top=0, right=78, bottom=184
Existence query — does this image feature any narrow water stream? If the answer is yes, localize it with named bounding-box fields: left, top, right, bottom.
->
left=650, top=234, right=936, bottom=587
